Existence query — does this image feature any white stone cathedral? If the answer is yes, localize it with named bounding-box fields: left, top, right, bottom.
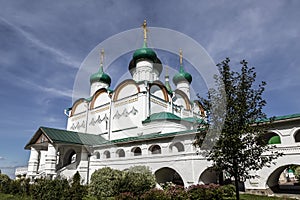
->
left=24, top=21, right=300, bottom=195
left=25, top=21, right=208, bottom=186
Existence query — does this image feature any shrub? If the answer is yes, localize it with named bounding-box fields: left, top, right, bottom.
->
left=187, top=184, right=223, bottom=200
left=0, top=173, right=11, bottom=194
left=165, top=185, right=187, bottom=200
left=70, top=171, right=88, bottom=200
left=89, top=167, right=123, bottom=199
left=120, top=166, right=156, bottom=195
left=140, top=188, right=170, bottom=200
left=115, top=192, right=137, bottom=200
left=30, top=178, right=71, bottom=200
left=220, top=184, right=236, bottom=199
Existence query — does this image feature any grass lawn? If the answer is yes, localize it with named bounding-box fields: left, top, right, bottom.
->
left=241, top=193, right=296, bottom=200
left=1, top=192, right=297, bottom=200
left=0, top=193, right=31, bottom=200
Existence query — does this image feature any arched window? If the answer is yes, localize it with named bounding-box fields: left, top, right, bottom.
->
left=170, top=142, right=185, bottom=153
left=131, top=147, right=142, bottom=156
left=95, top=152, right=100, bottom=159
left=294, top=130, right=300, bottom=142
left=264, top=132, right=281, bottom=145
left=116, top=149, right=125, bottom=158
left=103, top=150, right=111, bottom=159
left=149, top=145, right=161, bottom=154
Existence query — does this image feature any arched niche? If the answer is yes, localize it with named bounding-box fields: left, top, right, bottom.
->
left=264, top=132, right=281, bottom=145
left=113, top=79, right=140, bottom=101
left=90, top=88, right=111, bottom=109
left=71, top=98, right=88, bottom=116
left=294, top=129, right=300, bottom=143
left=116, top=149, right=125, bottom=158
left=149, top=81, right=169, bottom=102
left=103, top=150, right=111, bottom=159
left=131, top=147, right=142, bottom=156
left=95, top=152, right=100, bottom=159
left=149, top=145, right=161, bottom=154
left=169, top=142, right=185, bottom=153
left=173, top=89, right=191, bottom=110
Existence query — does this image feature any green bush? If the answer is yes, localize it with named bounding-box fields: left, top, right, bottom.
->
left=140, top=188, right=170, bottom=200
left=165, top=185, right=187, bottom=200
left=221, top=184, right=236, bottom=199
left=0, top=174, right=11, bottom=194
left=69, top=171, right=88, bottom=200
left=187, top=184, right=224, bottom=200
left=89, top=167, right=123, bottom=199
left=120, top=166, right=156, bottom=195
left=30, top=178, right=71, bottom=200
left=115, top=192, right=137, bottom=200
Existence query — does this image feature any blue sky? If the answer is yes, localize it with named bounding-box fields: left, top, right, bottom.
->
left=0, top=0, right=299, bottom=178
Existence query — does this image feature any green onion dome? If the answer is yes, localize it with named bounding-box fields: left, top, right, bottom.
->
left=128, top=42, right=162, bottom=75
left=173, top=65, right=192, bottom=85
left=90, top=65, right=111, bottom=86
left=165, top=75, right=173, bottom=94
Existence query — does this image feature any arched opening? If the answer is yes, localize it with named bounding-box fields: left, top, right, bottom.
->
left=263, top=132, right=281, bottom=145
left=267, top=164, right=300, bottom=194
left=95, top=152, right=100, bottom=159
left=63, top=149, right=77, bottom=167
left=116, top=149, right=125, bottom=158
left=103, top=150, right=111, bottom=159
left=169, top=142, right=184, bottom=153
left=149, top=145, right=161, bottom=154
left=155, top=167, right=184, bottom=186
left=199, top=167, right=219, bottom=184
left=294, top=130, right=300, bottom=142
left=131, top=147, right=142, bottom=156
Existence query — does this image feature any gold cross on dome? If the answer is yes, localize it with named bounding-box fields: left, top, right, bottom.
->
left=142, top=20, right=148, bottom=43
left=179, top=48, right=183, bottom=65
left=100, top=49, right=104, bottom=65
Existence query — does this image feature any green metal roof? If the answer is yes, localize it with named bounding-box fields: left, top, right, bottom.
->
left=257, top=113, right=300, bottom=123
left=142, top=112, right=206, bottom=125
left=182, top=117, right=206, bottom=124
left=25, top=127, right=107, bottom=149
left=142, top=112, right=181, bottom=123
left=25, top=126, right=200, bottom=149
left=110, top=129, right=196, bottom=144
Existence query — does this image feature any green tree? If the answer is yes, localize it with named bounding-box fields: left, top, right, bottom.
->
left=70, top=171, right=87, bottom=200
left=89, top=167, right=123, bottom=199
left=196, top=58, right=281, bottom=200
left=0, top=173, right=11, bottom=194
left=120, top=166, right=156, bottom=195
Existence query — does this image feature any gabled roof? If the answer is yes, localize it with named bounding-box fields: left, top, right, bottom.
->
left=25, top=127, right=106, bottom=149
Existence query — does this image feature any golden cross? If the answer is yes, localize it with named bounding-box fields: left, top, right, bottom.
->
left=179, top=48, right=183, bottom=65
left=100, top=49, right=104, bottom=65
left=142, top=20, right=148, bottom=43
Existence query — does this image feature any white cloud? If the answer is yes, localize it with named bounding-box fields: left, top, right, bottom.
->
left=0, top=16, right=81, bottom=69
left=0, top=157, right=5, bottom=160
